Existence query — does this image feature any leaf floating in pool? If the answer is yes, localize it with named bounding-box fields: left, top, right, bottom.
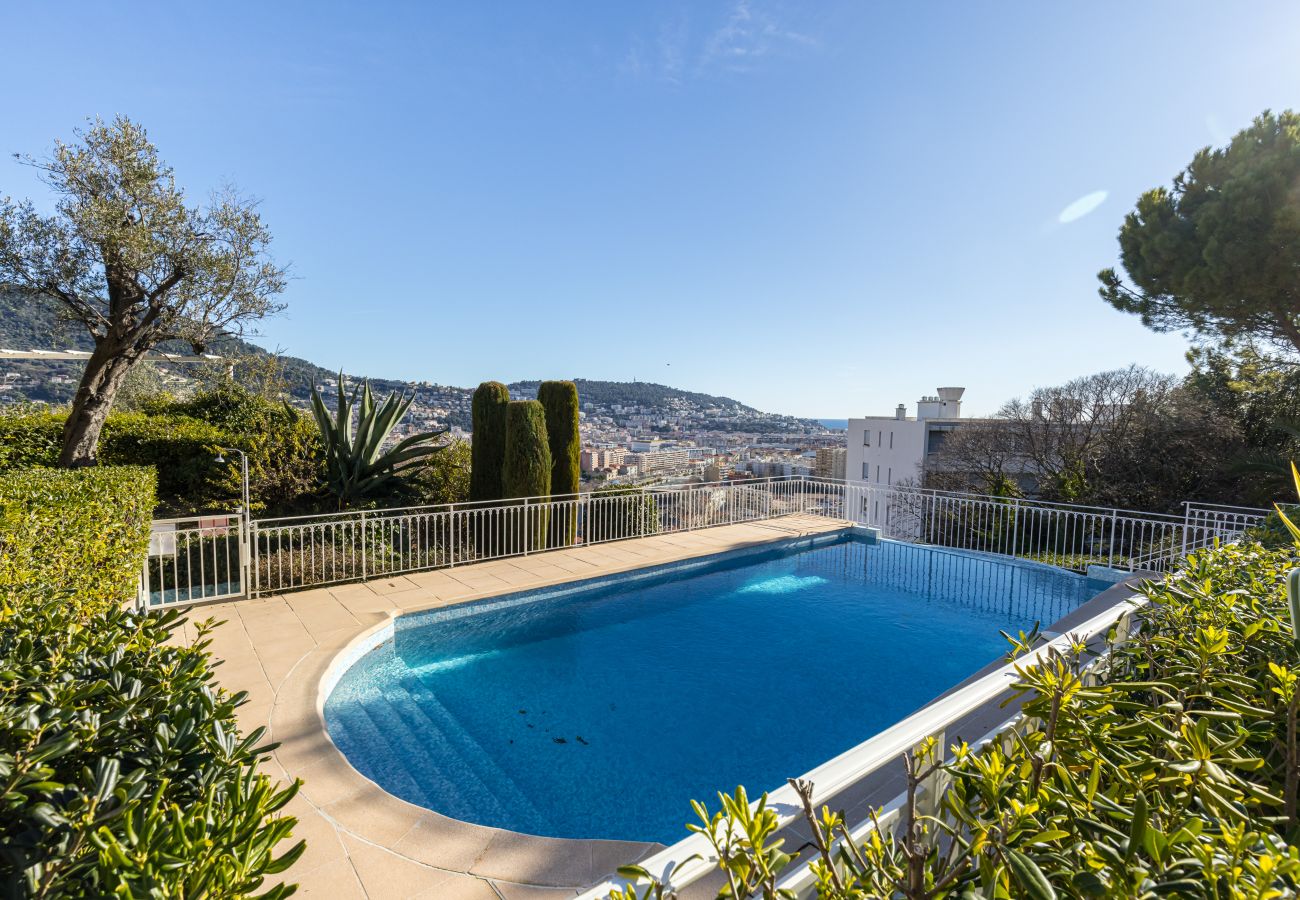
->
left=518, top=709, right=527, bottom=714
left=553, top=737, right=567, bottom=744
left=576, top=736, right=589, bottom=745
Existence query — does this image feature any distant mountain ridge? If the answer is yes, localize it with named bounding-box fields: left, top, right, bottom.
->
left=0, top=289, right=799, bottom=425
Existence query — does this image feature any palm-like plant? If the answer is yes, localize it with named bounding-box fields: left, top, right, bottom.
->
left=307, top=371, right=447, bottom=508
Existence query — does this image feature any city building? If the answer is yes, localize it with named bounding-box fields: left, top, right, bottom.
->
left=630, top=448, right=691, bottom=474
left=581, top=447, right=627, bottom=473
left=815, top=447, right=846, bottom=480
left=845, top=387, right=969, bottom=489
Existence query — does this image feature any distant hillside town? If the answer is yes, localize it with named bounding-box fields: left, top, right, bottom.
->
left=0, top=289, right=847, bottom=487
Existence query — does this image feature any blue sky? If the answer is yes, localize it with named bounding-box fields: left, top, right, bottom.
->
left=2, top=2, right=1299, bottom=417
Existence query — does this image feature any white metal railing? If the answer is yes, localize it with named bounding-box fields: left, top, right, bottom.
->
left=140, top=513, right=248, bottom=608
left=141, top=477, right=1268, bottom=604
left=248, top=477, right=817, bottom=596
left=817, top=478, right=1265, bottom=574
left=577, top=585, right=1149, bottom=899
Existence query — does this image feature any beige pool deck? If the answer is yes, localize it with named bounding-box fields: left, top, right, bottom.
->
left=181, top=514, right=849, bottom=899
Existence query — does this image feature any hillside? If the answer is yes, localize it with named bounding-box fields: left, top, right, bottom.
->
left=0, top=290, right=816, bottom=432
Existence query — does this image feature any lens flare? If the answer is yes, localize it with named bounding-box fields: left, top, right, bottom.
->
left=1058, top=189, right=1108, bottom=224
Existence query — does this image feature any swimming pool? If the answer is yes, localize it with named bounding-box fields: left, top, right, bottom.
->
left=323, top=530, right=1108, bottom=843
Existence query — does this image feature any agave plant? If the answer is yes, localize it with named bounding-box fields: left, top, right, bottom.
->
left=308, top=371, right=447, bottom=508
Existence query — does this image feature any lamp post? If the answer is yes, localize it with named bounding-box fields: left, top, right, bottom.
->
left=214, top=447, right=250, bottom=520
left=215, top=447, right=251, bottom=596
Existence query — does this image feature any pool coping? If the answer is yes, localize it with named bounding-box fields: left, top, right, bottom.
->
left=251, top=517, right=1153, bottom=895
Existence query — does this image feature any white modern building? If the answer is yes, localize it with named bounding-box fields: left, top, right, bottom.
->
left=846, top=387, right=969, bottom=490
left=843, top=387, right=974, bottom=533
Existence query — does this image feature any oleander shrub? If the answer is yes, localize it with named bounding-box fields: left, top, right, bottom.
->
left=0, top=587, right=304, bottom=897
left=0, top=466, right=156, bottom=615
left=616, top=539, right=1300, bottom=898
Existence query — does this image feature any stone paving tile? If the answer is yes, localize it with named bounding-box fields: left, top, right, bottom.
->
left=284, top=592, right=360, bottom=639
left=392, top=813, right=498, bottom=870
left=292, top=856, right=366, bottom=898
left=366, top=574, right=423, bottom=595
left=340, top=832, right=461, bottom=898
left=409, top=873, right=501, bottom=899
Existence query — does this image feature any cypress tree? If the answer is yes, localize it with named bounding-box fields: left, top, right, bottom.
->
left=538, top=380, right=581, bottom=546
left=469, top=381, right=509, bottom=502
left=503, top=400, right=551, bottom=550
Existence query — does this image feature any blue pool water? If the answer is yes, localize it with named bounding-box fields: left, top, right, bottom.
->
left=324, top=532, right=1107, bottom=843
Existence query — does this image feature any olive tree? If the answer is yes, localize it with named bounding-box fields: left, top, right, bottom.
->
left=0, top=116, right=286, bottom=466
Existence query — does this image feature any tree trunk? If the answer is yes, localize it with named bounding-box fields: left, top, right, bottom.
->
left=58, top=341, right=138, bottom=467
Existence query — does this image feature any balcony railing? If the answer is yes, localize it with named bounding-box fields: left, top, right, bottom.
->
left=139, top=476, right=1267, bottom=607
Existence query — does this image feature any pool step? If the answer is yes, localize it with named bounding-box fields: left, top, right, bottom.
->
left=391, top=672, right=550, bottom=834
left=326, top=689, right=435, bottom=809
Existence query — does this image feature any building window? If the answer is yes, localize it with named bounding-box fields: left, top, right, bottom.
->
left=877, top=430, right=882, bottom=446
left=862, top=462, right=869, bottom=479
left=875, top=465, right=880, bottom=482
left=887, top=467, right=892, bottom=484
left=889, top=432, right=894, bottom=449
left=863, top=431, right=870, bottom=446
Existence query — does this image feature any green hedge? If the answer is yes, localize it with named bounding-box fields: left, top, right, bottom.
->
left=0, top=588, right=304, bottom=896
left=0, top=410, right=233, bottom=515
left=0, top=389, right=324, bottom=517
left=0, top=466, right=156, bottom=615
left=620, top=540, right=1300, bottom=898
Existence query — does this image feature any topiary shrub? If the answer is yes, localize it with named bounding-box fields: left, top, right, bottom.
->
left=0, top=587, right=305, bottom=896
left=503, top=400, right=551, bottom=550
left=0, top=466, right=156, bottom=615
left=538, top=380, right=580, bottom=546
left=470, top=381, right=510, bottom=503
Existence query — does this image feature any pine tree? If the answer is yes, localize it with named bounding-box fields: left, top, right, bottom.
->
left=469, top=382, right=509, bottom=502
left=503, top=400, right=551, bottom=550
left=538, top=380, right=581, bottom=545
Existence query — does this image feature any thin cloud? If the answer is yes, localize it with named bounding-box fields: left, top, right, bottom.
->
left=700, top=0, right=817, bottom=74
left=1058, top=189, right=1108, bottom=224
left=622, top=1, right=817, bottom=83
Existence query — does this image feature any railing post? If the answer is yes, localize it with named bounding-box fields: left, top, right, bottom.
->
left=360, top=510, right=368, bottom=580
left=1010, top=499, right=1021, bottom=559
left=1180, top=501, right=1190, bottom=559
left=1108, top=509, right=1118, bottom=569
left=523, top=498, right=530, bottom=556
left=138, top=553, right=150, bottom=612
left=248, top=519, right=259, bottom=598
